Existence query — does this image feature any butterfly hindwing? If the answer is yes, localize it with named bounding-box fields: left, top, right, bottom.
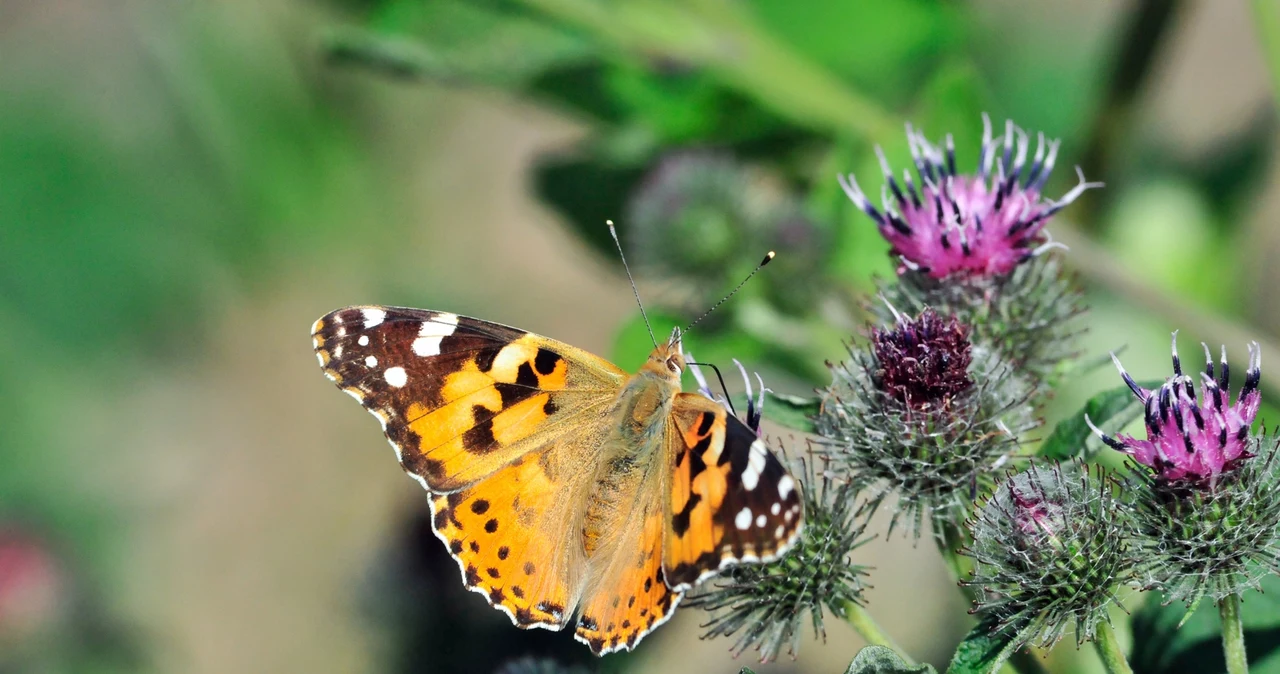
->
left=427, top=433, right=605, bottom=631
left=574, top=461, right=682, bottom=655
left=312, top=306, right=627, bottom=492
left=662, top=394, right=804, bottom=590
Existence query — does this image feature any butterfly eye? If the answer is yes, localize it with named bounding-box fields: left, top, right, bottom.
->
left=665, top=357, right=681, bottom=373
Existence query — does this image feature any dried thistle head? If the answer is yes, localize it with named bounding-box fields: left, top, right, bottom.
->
left=965, top=462, right=1134, bottom=648
left=815, top=309, right=1036, bottom=537
left=688, top=452, right=875, bottom=663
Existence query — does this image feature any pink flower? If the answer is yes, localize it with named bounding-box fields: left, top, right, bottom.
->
left=838, top=115, right=1101, bottom=279
left=1088, top=334, right=1262, bottom=485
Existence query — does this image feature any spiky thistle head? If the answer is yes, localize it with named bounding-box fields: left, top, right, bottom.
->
left=1089, top=334, right=1262, bottom=485
left=688, top=452, right=875, bottom=663
left=626, top=151, right=827, bottom=315
left=839, top=114, right=1101, bottom=279
left=1090, top=334, right=1280, bottom=607
left=815, top=308, right=1036, bottom=538
left=964, top=461, right=1134, bottom=648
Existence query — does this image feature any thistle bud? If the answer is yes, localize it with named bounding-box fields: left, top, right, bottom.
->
left=965, top=462, right=1134, bottom=647
left=689, top=454, right=875, bottom=663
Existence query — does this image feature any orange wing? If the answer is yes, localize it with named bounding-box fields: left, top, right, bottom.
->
left=427, top=435, right=602, bottom=630
left=663, top=394, right=804, bottom=591
left=573, top=464, right=683, bottom=655
left=312, top=306, right=626, bottom=492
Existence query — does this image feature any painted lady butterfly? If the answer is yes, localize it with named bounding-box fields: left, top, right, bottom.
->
left=311, top=300, right=803, bottom=655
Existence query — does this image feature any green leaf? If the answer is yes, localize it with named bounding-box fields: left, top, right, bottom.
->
left=1038, top=380, right=1162, bottom=460
left=1132, top=578, right=1280, bottom=674
left=762, top=391, right=819, bottom=433
left=845, top=645, right=936, bottom=674
left=944, top=618, right=1035, bottom=674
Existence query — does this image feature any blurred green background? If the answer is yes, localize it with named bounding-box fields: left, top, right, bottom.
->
left=3, top=0, right=1279, bottom=672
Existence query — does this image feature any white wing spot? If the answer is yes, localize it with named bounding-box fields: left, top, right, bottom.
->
left=314, top=352, right=325, bottom=367
left=358, top=335, right=370, bottom=346
left=775, top=525, right=785, bottom=539
left=784, top=511, right=793, bottom=523
left=413, top=313, right=460, bottom=357
left=333, top=344, right=344, bottom=358
left=770, top=503, right=780, bottom=516
left=742, top=439, right=768, bottom=491
left=755, top=514, right=766, bottom=528
left=384, top=366, right=408, bottom=388
left=365, top=356, right=378, bottom=368
left=362, top=308, right=386, bottom=329
left=777, top=475, right=795, bottom=500
left=734, top=507, right=752, bottom=531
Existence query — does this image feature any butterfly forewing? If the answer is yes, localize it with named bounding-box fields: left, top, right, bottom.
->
left=662, top=394, right=804, bottom=590
left=311, top=306, right=627, bottom=492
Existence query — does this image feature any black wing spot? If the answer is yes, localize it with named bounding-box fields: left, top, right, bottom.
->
left=498, top=546, right=509, bottom=560
left=697, top=411, right=715, bottom=435
left=516, top=362, right=539, bottom=388
left=462, top=411, right=498, bottom=453
left=524, top=562, right=536, bottom=575
left=534, top=348, right=561, bottom=376
left=484, top=518, right=499, bottom=534
left=449, top=540, right=463, bottom=554
left=511, top=585, right=524, bottom=598
left=470, top=499, right=490, bottom=514
left=671, top=493, right=701, bottom=536
left=487, top=567, right=501, bottom=579
left=469, top=541, right=480, bottom=553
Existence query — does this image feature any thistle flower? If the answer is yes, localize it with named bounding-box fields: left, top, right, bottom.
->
left=839, top=114, right=1101, bottom=279
left=1089, top=335, right=1280, bottom=605
left=688, top=453, right=875, bottom=663
left=1087, top=334, right=1261, bottom=485
left=965, top=462, right=1134, bottom=647
left=815, top=308, right=1036, bottom=537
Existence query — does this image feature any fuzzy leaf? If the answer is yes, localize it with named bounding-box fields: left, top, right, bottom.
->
left=762, top=392, right=819, bottom=433
left=844, top=646, right=936, bottom=674
left=944, top=618, right=1035, bottom=674
left=1131, top=576, right=1280, bottom=674
left=1039, top=380, right=1162, bottom=460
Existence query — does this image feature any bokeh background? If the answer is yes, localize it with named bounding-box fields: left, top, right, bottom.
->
left=3, top=0, right=1279, bottom=672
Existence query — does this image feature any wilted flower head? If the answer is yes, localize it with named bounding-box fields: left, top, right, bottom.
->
left=965, top=462, right=1133, bottom=648
left=840, top=114, right=1101, bottom=279
left=872, top=307, right=973, bottom=409
left=1089, top=334, right=1262, bottom=485
left=689, top=454, right=874, bottom=663
left=816, top=309, right=1035, bottom=537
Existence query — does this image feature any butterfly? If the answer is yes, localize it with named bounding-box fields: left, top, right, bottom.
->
left=311, top=307, right=804, bottom=655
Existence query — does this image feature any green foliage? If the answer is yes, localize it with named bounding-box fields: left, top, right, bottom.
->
left=845, top=645, right=937, bottom=674
left=1039, top=380, right=1162, bottom=460
left=944, top=617, right=1037, bottom=674
left=1131, top=575, right=1280, bottom=674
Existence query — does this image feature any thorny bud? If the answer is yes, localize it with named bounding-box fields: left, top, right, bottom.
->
left=965, top=462, right=1134, bottom=648
left=689, top=453, right=875, bottom=663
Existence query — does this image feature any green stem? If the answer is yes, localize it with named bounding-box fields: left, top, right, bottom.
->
left=1221, top=594, right=1249, bottom=674
left=512, top=0, right=896, bottom=138
left=843, top=600, right=914, bottom=664
left=1093, top=621, right=1134, bottom=674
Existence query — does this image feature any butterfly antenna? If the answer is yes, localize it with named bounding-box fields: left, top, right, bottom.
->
left=681, top=251, right=775, bottom=337
left=607, top=220, right=658, bottom=349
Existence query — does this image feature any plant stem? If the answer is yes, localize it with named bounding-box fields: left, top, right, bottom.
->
left=1221, top=594, right=1249, bottom=674
left=1093, top=621, right=1135, bottom=674
left=843, top=600, right=914, bottom=664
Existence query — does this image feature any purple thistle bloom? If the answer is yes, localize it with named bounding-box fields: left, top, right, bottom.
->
left=1088, top=334, right=1262, bottom=485
left=839, top=115, right=1102, bottom=279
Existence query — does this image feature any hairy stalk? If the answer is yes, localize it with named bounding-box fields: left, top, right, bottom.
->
left=1221, top=594, right=1249, bottom=674
left=842, top=600, right=912, bottom=662
left=1093, top=621, right=1134, bottom=674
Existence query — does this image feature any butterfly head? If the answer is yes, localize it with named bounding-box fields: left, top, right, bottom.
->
left=640, top=327, right=687, bottom=382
